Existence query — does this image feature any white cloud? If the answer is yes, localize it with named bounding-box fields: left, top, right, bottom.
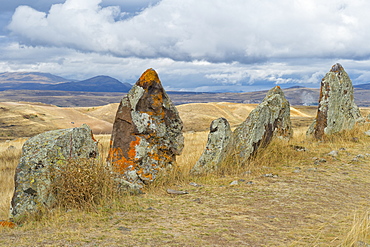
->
left=8, top=0, right=370, bottom=63
left=2, top=0, right=370, bottom=91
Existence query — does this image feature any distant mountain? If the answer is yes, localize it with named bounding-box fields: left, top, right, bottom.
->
left=48, top=75, right=132, bottom=92
left=0, top=72, right=131, bottom=92
left=0, top=72, right=70, bottom=84
left=354, top=83, right=370, bottom=90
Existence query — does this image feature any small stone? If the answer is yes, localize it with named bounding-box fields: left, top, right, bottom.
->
left=189, top=182, right=203, bottom=187
left=229, top=180, right=239, bottom=186
left=193, top=198, right=202, bottom=204
left=356, top=154, right=365, bottom=159
left=263, top=173, right=278, bottom=178
left=118, top=226, right=131, bottom=232
left=6, top=145, right=16, bottom=150
left=0, top=221, right=16, bottom=228
left=246, top=181, right=254, bottom=185
left=307, top=168, right=318, bottom=172
left=166, top=189, right=188, bottom=195
left=364, top=130, right=370, bottom=136
left=355, top=241, right=370, bottom=247
left=291, top=145, right=307, bottom=152
left=339, top=147, right=346, bottom=151
left=352, top=137, right=359, bottom=142
left=328, top=150, right=338, bottom=157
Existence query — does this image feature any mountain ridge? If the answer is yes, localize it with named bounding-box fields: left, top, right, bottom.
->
left=0, top=72, right=131, bottom=92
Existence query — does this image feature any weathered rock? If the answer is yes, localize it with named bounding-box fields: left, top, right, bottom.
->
left=107, top=68, right=184, bottom=188
left=307, top=63, right=363, bottom=139
left=191, top=117, right=232, bottom=175
left=10, top=124, right=98, bottom=221
left=223, top=86, right=292, bottom=165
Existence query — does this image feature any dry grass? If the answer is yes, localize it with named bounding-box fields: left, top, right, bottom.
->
left=1, top=112, right=370, bottom=245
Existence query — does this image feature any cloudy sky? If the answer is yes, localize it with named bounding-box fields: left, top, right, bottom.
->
left=1, top=0, right=370, bottom=92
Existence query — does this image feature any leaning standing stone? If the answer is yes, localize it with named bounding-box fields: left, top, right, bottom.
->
left=10, top=124, right=98, bottom=222
left=107, top=68, right=184, bottom=188
left=191, top=117, right=232, bottom=175
left=307, top=63, right=363, bottom=139
left=223, top=86, right=292, bottom=166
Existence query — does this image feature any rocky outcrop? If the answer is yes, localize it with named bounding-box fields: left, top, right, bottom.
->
left=223, top=86, right=292, bottom=165
left=191, top=118, right=232, bottom=175
left=10, top=124, right=98, bottom=221
left=307, top=63, right=363, bottom=139
left=107, top=68, right=184, bottom=188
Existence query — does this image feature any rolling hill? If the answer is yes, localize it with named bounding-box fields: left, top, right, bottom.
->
left=0, top=72, right=131, bottom=93
left=0, top=101, right=335, bottom=139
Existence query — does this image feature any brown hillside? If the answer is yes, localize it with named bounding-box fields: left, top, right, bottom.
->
left=1, top=101, right=368, bottom=139
left=0, top=102, right=112, bottom=140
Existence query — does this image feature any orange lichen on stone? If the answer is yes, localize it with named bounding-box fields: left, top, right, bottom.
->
left=0, top=221, right=16, bottom=228
left=108, top=136, right=141, bottom=174
left=137, top=168, right=153, bottom=180
left=137, top=68, right=160, bottom=87
left=151, top=92, right=164, bottom=109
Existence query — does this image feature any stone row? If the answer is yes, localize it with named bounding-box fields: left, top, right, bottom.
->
left=8, top=63, right=363, bottom=222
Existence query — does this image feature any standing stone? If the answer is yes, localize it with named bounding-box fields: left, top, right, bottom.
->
left=223, top=86, right=292, bottom=166
left=191, top=118, right=232, bottom=175
left=10, top=124, right=98, bottom=221
left=107, top=68, right=184, bottom=188
left=307, top=63, right=363, bottom=139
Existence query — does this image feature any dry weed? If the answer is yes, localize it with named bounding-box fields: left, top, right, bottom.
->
left=50, top=157, right=118, bottom=211
left=342, top=210, right=370, bottom=246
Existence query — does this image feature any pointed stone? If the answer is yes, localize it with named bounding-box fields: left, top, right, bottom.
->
left=223, top=86, right=292, bottom=165
left=191, top=117, right=232, bottom=175
left=107, top=68, right=184, bottom=188
left=10, top=124, right=98, bottom=222
left=307, top=63, right=363, bottom=139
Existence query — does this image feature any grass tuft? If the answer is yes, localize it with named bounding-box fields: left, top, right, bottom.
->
left=51, top=157, right=118, bottom=211
left=342, top=210, right=370, bottom=246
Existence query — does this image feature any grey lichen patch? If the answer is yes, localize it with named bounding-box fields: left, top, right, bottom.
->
left=128, top=85, right=145, bottom=110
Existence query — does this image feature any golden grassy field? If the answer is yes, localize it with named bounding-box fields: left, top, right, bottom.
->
left=0, top=103, right=370, bottom=246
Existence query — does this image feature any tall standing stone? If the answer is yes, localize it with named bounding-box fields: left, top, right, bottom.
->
left=191, top=118, right=232, bottom=175
left=307, top=63, right=363, bottom=139
left=223, top=86, right=292, bottom=166
left=10, top=124, right=98, bottom=221
left=107, top=68, right=184, bottom=188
